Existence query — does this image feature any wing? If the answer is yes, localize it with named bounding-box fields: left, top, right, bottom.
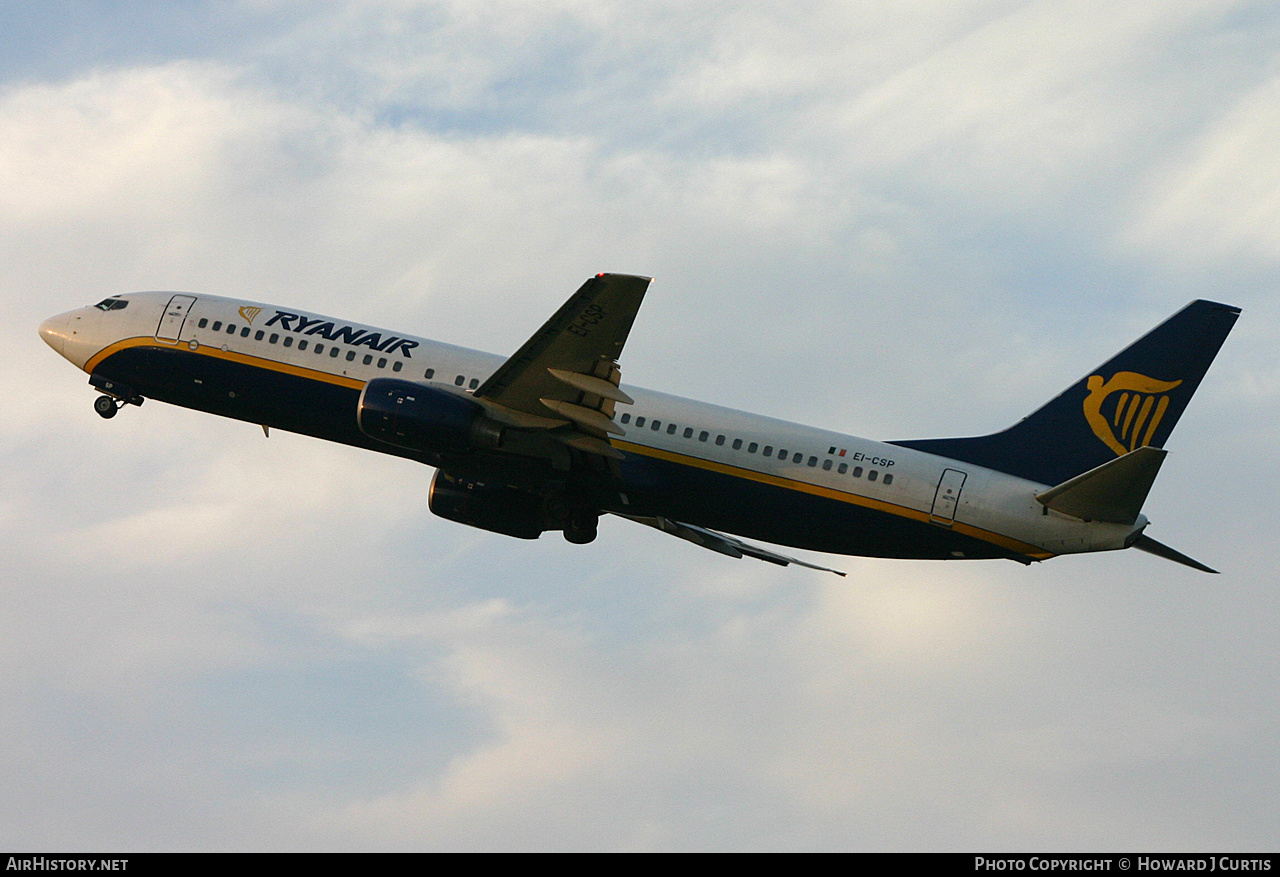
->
left=472, top=273, right=651, bottom=460
left=616, top=514, right=847, bottom=576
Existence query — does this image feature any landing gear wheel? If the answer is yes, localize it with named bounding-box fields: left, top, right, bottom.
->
left=94, top=395, right=119, bottom=419
left=563, top=508, right=599, bottom=545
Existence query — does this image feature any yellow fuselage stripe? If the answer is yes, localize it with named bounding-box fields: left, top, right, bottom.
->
left=613, top=440, right=1053, bottom=559
left=89, top=336, right=1053, bottom=560
left=85, top=336, right=366, bottom=390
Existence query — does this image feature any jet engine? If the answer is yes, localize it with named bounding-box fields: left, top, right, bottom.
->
left=357, top=378, right=504, bottom=454
left=428, top=470, right=548, bottom=539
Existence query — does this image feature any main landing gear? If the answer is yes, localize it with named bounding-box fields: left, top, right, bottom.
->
left=545, top=492, right=600, bottom=544
left=563, top=507, right=599, bottom=545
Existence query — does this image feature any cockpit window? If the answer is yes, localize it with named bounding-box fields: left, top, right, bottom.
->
left=94, top=298, right=128, bottom=311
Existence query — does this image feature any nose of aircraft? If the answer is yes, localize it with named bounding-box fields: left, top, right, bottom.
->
left=39, top=313, right=68, bottom=356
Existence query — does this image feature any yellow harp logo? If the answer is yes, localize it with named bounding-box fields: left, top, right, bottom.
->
left=238, top=306, right=262, bottom=325
left=1083, top=372, right=1183, bottom=456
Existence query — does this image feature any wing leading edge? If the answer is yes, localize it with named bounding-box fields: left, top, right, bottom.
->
left=472, top=273, right=651, bottom=460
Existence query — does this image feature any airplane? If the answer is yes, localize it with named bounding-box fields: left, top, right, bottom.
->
left=39, top=274, right=1239, bottom=576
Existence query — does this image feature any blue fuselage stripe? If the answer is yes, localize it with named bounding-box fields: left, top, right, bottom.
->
left=94, top=343, right=1019, bottom=560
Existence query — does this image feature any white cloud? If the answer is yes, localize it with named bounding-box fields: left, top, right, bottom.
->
left=1125, top=76, right=1280, bottom=265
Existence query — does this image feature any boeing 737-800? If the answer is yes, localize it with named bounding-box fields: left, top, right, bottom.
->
left=39, top=274, right=1239, bottom=575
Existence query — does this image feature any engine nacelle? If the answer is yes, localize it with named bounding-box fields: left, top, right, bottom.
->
left=428, top=471, right=548, bottom=539
left=357, top=378, right=504, bottom=454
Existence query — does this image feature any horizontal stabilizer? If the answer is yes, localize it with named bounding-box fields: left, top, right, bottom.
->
left=1035, top=446, right=1166, bottom=524
left=616, top=514, right=846, bottom=576
left=1132, top=534, right=1218, bottom=574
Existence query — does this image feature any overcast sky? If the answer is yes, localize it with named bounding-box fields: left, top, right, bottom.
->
left=2, top=0, right=1278, bottom=852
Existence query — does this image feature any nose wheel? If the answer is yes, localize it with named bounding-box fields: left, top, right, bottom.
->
left=90, top=378, right=144, bottom=419
left=94, top=395, right=120, bottom=419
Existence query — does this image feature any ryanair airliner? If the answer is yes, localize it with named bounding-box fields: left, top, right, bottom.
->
left=39, top=275, right=1239, bottom=575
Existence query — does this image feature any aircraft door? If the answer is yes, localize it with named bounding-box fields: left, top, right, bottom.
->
left=156, top=294, right=197, bottom=342
left=930, top=468, right=967, bottom=525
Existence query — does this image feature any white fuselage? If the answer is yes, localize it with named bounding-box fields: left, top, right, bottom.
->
left=40, top=291, right=1146, bottom=563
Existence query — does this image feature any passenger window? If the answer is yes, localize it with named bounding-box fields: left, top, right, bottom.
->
left=393, top=361, right=402, bottom=372
left=469, top=378, right=479, bottom=389
left=346, top=351, right=356, bottom=361
left=455, top=375, right=464, bottom=386
left=732, top=439, right=742, bottom=450
left=883, top=473, right=893, bottom=485
left=699, top=431, right=709, bottom=442
left=807, top=456, right=817, bottom=467
left=715, top=435, right=725, bottom=446
left=852, top=466, right=863, bottom=478
left=636, top=416, right=646, bottom=428
left=748, top=442, right=758, bottom=453
left=868, top=470, right=878, bottom=482
left=227, top=324, right=236, bottom=334
left=255, top=330, right=264, bottom=340
left=424, top=368, right=435, bottom=379
left=283, top=336, right=293, bottom=347
left=212, top=321, right=222, bottom=331
left=269, top=333, right=279, bottom=344
left=620, top=413, right=631, bottom=424
left=298, top=340, right=308, bottom=351
left=379, top=358, right=388, bottom=369
left=683, top=427, right=693, bottom=438
left=330, top=347, right=340, bottom=357
left=778, top=448, right=788, bottom=459
left=651, top=420, right=661, bottom=431
left=667, top=423, right=677, bottom=434
left=794, top=452, right=803, bottom=463
left=763, top=446, right=773, bottom=457
left=198, top=318, right=208, bottom=328
left=822, top=460, right=832, bottom=471
left=315, top=344, right=324, bottom=354
left=241, top=327, right=251, bottom=337
left=838, top=463, right=847, bottom=474
left=364, top=355, right=373, bottom=365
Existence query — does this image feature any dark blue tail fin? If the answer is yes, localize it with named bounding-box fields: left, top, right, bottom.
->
left=889, top=300, right=1241, bottom=486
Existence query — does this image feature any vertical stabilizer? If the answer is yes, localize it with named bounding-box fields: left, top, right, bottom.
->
left=890, top=300, right=1240, bottom=485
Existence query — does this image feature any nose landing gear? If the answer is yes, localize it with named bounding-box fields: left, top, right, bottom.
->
left=94, top=395, right=120, bottom=419
left=93, top=393, right=143, bottom=418
left=89, top=376, right=144, bottom=420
